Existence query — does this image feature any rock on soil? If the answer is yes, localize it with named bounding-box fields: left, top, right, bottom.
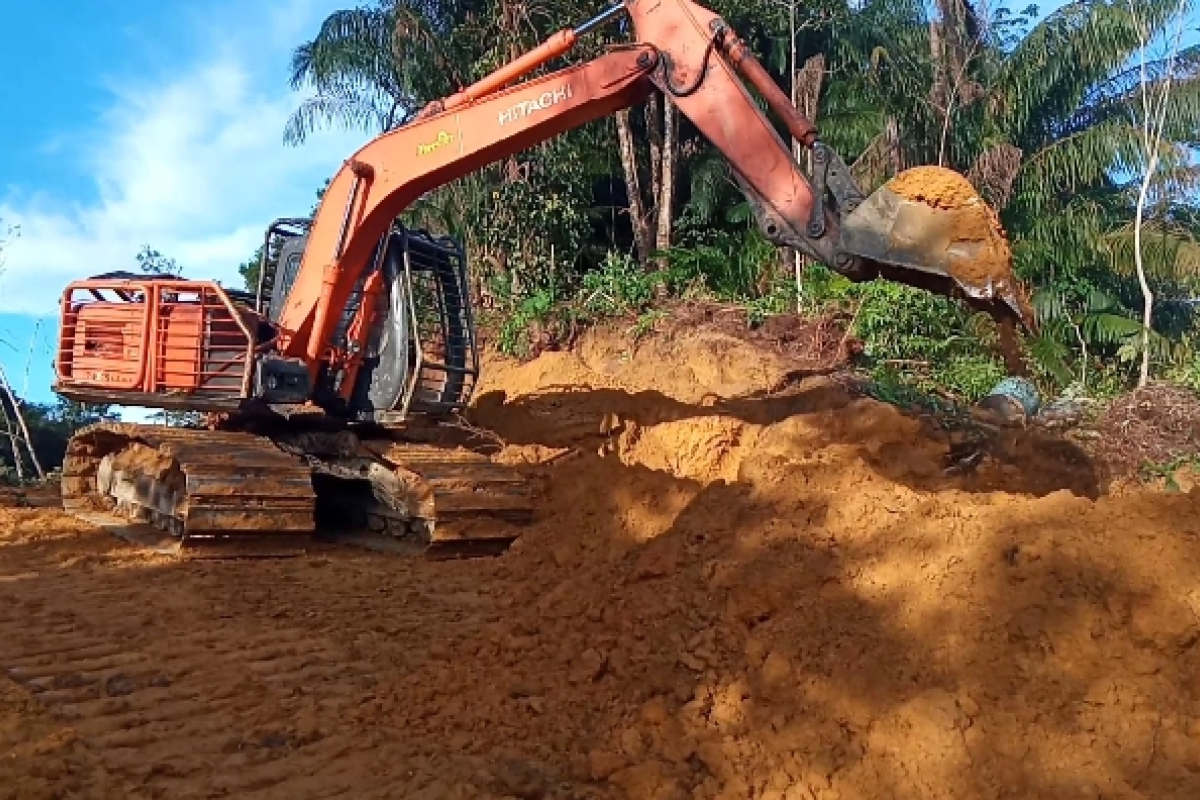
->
left=2, top=326, right=1200, bottom=798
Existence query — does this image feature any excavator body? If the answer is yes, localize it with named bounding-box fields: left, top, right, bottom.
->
left=52, top=0, right=1030, bottom=558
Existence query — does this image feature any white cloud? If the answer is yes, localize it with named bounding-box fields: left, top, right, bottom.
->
left=0, top=0, right=364, bottom=315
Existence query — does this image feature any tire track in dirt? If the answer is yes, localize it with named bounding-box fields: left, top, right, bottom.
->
left=0, top=516, right=503, bottom=799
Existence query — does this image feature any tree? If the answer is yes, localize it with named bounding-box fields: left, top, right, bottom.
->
left=283, top=0, right=462, bottom=145
left=0, top=396, right=117, bottom=483
left=1127, top=0, right=1195, bottom=386
left=136, top=245, right=183, bottom=277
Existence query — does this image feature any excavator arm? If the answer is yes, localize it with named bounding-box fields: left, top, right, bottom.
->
left=275, top=0, right=1031, bottom=394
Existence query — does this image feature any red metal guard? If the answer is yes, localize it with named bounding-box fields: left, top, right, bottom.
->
left=55, top=279, right=257, bottom=409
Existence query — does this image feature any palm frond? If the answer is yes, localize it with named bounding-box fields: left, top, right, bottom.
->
left=1026, top=323, right=1076, bottom=384
left=1103, top=220, right=1200, bottom=281
left=999, top=0, right=1142, bottom=144
left=1018, top=118, right=1150, bottom=197
left=283, top=95, right=387, bottom=145
left=682, top=156, right=732, bottom=225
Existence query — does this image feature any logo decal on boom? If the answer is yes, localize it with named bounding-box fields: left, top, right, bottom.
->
left=417, top=130, right=454, bottom=156
left=498, top=84, right=573, bottom=126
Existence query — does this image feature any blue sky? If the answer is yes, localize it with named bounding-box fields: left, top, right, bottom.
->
left=0, top=0, right=1194, bottom=416
left=0, top=0, right=362, bottom=413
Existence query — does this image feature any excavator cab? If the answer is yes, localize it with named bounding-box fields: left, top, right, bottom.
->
left=253, top=220, right=480, bottom=423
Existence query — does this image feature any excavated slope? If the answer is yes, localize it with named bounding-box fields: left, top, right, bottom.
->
left=2, top=322, right=1200, bottom=799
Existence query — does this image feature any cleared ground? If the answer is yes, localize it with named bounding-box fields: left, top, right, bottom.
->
left=3, top=321, right=1200, bottom=799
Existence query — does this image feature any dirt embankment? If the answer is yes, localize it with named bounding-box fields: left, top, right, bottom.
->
left=1, top=322, right=1200, bottom=798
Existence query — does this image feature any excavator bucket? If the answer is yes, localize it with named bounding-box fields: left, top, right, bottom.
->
left=840, top=166, right=1034, bottom=329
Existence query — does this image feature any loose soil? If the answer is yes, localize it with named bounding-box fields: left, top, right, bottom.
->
left=886, top=166, right=1016, bottom=293
left=3, top=325, right=1200, bottom=798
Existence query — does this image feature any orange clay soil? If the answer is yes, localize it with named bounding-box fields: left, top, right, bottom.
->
left=3, top=324, right=1200, bottom=799
left=887, top=166, right=1016, bottom=291
left=107, top=442, right=176, bottom=480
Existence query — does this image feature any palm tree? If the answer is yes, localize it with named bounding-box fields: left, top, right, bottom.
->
left=283, top=0, right=470, bottom=145
left=281, top=0, right=626, bottom=306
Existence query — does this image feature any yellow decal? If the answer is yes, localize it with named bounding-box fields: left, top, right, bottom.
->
left=417, top=130, right=454, bottom=156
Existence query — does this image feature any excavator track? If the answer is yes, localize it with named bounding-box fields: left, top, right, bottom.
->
left=61, top=423, right=317, bottom=558
left=60, top=422, right=535, bottom=560
left=361, top=441, right=534, bottom=559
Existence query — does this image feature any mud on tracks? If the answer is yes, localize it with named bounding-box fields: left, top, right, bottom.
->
left=4, top=327, right=1200, bottom=798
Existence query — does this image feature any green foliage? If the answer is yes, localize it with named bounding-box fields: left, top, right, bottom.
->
left=238, top=244, right=266, bottom=294
left=660, top=228, right=777, bottom=300
left=1140, top=452, right=1200, bottom=490
left=787, top=262, right=1009, bottom=402
left=863, top=367, right=965, bottom=417
left=146, top=410, right=205, bottom=428
left=1163, top=337, right=1200, bottom=392
left=489, top=250, right=675, bottom=357
left=809, top=269, right=1008, bottom=402
left=0, top=397, right=118, bottom=483
left=577, top=251, right=668, bottom=318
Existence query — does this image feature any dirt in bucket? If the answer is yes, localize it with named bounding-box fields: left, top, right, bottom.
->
left=887, top=166, right=1016, bottom=292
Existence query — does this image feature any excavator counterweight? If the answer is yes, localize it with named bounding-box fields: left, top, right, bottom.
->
left=52, top=0, right=1031, bottom=558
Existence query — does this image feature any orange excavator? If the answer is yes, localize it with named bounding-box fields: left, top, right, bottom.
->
left=52, top=0, right=1030, bottom=557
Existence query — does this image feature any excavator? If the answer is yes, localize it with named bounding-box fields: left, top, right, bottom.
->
left=51, top=0, right=1031, bottom=558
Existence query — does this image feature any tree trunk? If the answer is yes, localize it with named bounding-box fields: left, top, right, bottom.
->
left=929, top=20, right=948, bottom=167
left=1126, top=0, right=1187, bottom=388
left=0, top=363, right=42, bottom=480
left=616, top=110, right=652, bottom=266
left=654, top=100, right=678, bottom=263
left=1134, top=152, right=1157, bottom=388
left=645, top=95, right=664, bottom=227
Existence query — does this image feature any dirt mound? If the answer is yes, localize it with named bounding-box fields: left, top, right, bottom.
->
left=653, top=301, right=859, bottom=369
left=459, top=333, right=1200, bottom=797
left=480, top=300, right=859, bottom=397
left=3, top=325, right=1200, bottom=798
left=886, top=166, right=1015, bottom=292
left=1085, top=381, right=1200, bottom=478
